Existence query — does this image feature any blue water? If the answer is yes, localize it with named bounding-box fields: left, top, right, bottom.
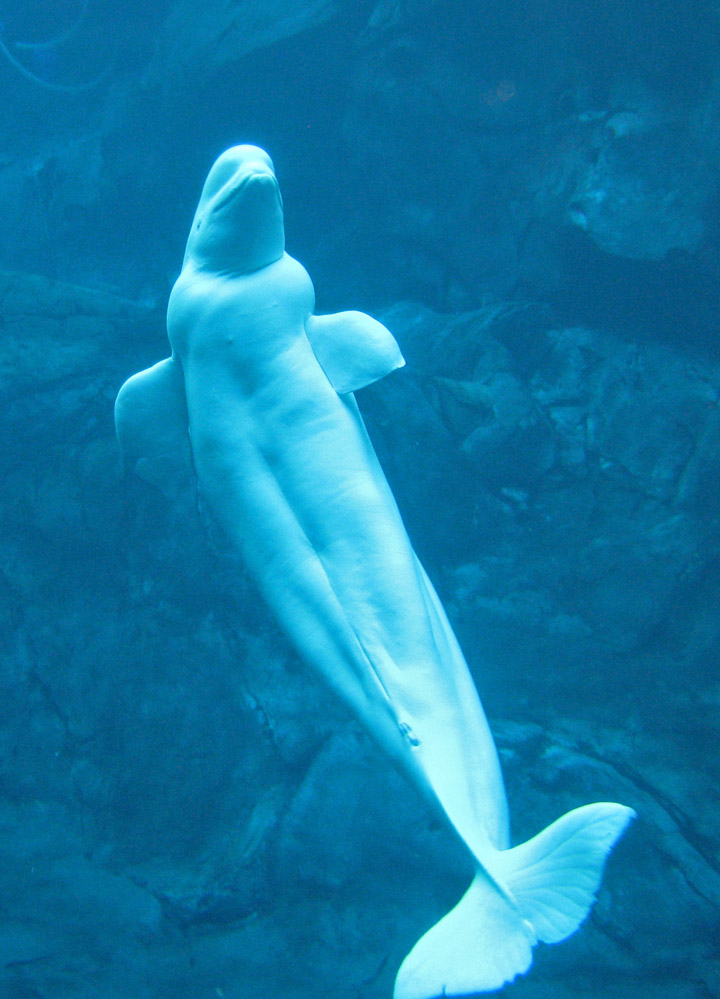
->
left=1, top=2, right=718, bottom=997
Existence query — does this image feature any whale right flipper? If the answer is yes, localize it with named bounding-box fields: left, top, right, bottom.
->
left=394, top=801, right=635, bottom=999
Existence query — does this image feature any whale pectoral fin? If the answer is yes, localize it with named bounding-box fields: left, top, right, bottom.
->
left=305, top=311, right=405, bottom=394
left=115, top=356, right=193, bottom=493
left=394, top=802, right=635, bottom=999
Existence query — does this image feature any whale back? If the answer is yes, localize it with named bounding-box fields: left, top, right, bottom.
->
left=183, top=145, right=285, bottom=275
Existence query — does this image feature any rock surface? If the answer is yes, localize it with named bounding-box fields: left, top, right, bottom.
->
left=142, top=0, right=344, bottom=93
left=1, top=1, right=719, bottom=319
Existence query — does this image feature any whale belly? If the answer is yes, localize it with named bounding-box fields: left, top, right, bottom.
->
left=185, top=364, right=509, bottom=855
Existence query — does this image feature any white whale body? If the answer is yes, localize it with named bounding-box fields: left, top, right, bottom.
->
left=115, top=145, right=634, bottom=998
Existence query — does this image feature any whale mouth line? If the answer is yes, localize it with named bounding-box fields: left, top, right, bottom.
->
left=212, top=169, right=277, bottom=213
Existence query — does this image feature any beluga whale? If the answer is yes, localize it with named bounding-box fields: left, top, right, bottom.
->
left=115, top=145, right=635, bottom=998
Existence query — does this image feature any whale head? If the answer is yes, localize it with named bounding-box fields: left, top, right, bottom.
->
left=183, top=145, right=285, bottom=274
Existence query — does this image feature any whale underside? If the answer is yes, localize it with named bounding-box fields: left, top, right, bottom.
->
left=115, top=144, right=634, bottom=999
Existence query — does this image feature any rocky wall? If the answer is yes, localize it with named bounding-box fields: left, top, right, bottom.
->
left=0, top=272, right=718, bottom=997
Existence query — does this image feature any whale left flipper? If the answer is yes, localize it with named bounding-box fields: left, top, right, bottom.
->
left=306, top=311, right=405, bottom=393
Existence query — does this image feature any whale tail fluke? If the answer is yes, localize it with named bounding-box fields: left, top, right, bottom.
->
left=393, top=871, right=535, bottom=999
left=394, top=801, right=635, bottom=999
left=495, top=801, right=636, bottom=945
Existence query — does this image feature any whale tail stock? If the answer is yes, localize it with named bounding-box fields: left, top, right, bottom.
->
left=394, top=801, right=635, bottom=999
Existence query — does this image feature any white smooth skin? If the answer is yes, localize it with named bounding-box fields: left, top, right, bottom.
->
left=167, top=145, right=509, bottom=860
